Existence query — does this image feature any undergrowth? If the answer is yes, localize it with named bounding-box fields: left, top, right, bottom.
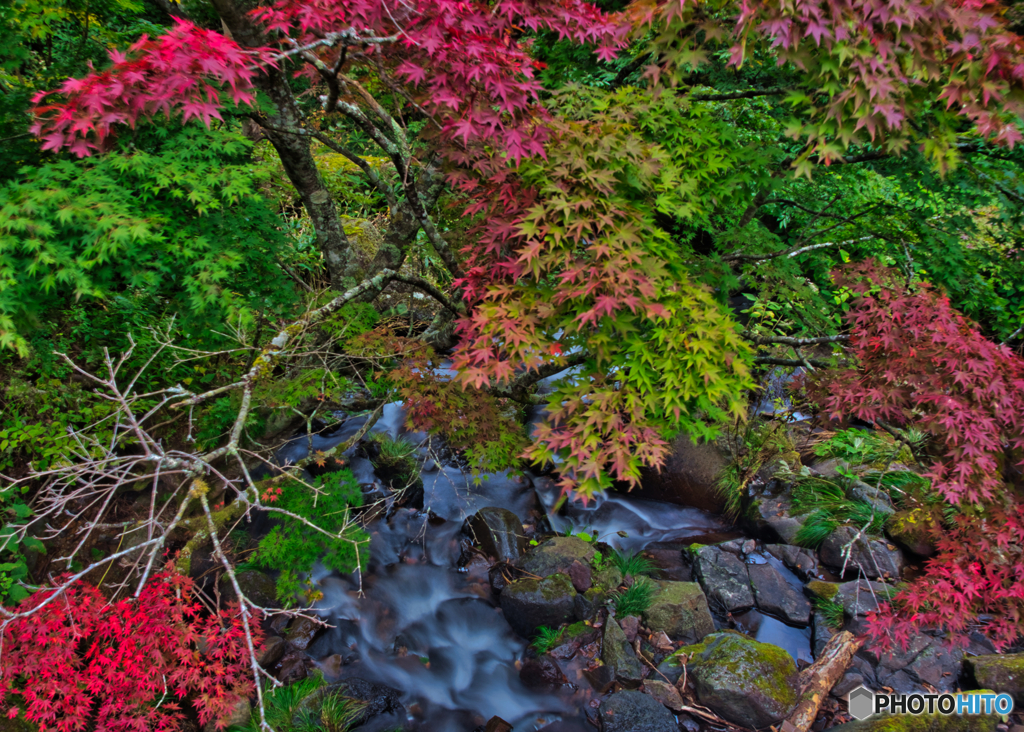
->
left=531, top=625, right=562, bottom=654
left=610, top=550, right=655, bottom=578
left=813, top=596, right=845, bottom=630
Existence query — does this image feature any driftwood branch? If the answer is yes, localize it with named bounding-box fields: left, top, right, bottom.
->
left=781, top=630, right=864, bottom=732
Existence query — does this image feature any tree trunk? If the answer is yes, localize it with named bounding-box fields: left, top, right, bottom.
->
left=781, top=630, right=864, bottom=732
left=208, top=0, right=353, bottom=289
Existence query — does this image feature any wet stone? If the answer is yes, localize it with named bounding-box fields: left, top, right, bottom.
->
left=499, top=573, right=577, bottom=639
left=748, top=562, right=812, bottom=626
left=466, top=506, right=526, bottom=563
left=583, top=664, right=616, bottom=694
left=597, top=690, right=678, bottom=732
left=765, top=543, right=819, bottom=581
left=965, top=653, right=1024, bottom=704
left=520, top=653, right=569, bottom=688
left=751, top=493, right=806, bottom=545
left=812, top=614, right=838, bottom=659
left=286, top=615, right=324, bottom=651
left=692, top=545, right=754, bottom=613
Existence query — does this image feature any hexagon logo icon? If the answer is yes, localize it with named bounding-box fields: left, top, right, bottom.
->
left=848, top=686, right=875, bottom=720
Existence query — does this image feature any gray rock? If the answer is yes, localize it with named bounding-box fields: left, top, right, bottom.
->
left=602, top=617, right=645, bottom=685
left=597, top=690, right=678, bottom=732
left=836, top=579, right=893, bottom=619
left=752, top=493, right=806, bottom=545
left=518, top=536, right=596, bottom=577
left=692, top=545, right=754, bottom=613
left=819, top=526, right=906, bottom=579
left=678, top=631, right=799, bottom=729
left=642, top=581, right=715, bottom=644
left=831, top=669, right=866, bottom=699
left=466, top=507, right=526, bottom=562
left=748, top=562, right=812, bottom=625
left=642, top=679, right=684, bottom=711
left=906, top=641, right=964, bottom=692
left=765, top=543, right=819, bottom=581
left=500, top=573, right=577, bottom=638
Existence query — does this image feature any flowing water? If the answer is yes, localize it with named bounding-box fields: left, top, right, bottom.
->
left=270, top=402, right=812, bottom=731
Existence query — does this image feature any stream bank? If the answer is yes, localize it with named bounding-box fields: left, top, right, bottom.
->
left=220, top=403, right=1021, bottom=732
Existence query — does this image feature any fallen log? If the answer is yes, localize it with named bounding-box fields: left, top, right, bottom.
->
left=781, top=630, right=864, bottom=732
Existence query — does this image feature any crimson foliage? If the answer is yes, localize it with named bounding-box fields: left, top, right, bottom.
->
left=807, top=261, right=1024, bottom=650
left=0, top=566, right=260, bottom=732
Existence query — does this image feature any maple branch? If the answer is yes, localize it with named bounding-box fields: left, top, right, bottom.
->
left=724, top=235, right=875, bottom=263
left=744, top=332, right=850, bottom=346
left=310, top=131, right=397, bottom=209
left=691, top=86, right=791, bottom=101
left=754, top=355, right=836, bottom=368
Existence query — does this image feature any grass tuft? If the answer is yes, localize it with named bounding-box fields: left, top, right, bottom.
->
left=614, top=577, right=655, bottom=617
left=812, top=596, right=845, bottom=630
left=531, top=625, right=563, bottom=654
left=610, top=549, right=656, bottom=578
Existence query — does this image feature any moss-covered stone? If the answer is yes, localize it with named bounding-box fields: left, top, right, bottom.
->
left=964, top=653, right=1024, bottom=704
left=518, top=536, right=596, bottom=578
left=673, top=631, right=798, bottom=729
left=592, top=565, right=623, bottom=591
left=642, top=580, right=715, bottom=644
left=602, top=617, right=645, bottom=685
left=805, top=580, right=841, bottom=600
left=499, top=573, right=576, bottom=638
left=827, top=690, right=1002, bottom=731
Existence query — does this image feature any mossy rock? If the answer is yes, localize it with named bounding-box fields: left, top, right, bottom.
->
left=518, top=536, right=596, bottom=578
left=964, top=653, right=1024, bottom=704
left=643, top=580, right=715, bottom=644
left=592, top=565, right=623, bottom=591
left=827, top=690, right=1002, bottom=731
left=805, top=580, right=841, bottom=600
left=499, top=573, right=577, bottom=638
left=673, top=631, right=799, bottom=729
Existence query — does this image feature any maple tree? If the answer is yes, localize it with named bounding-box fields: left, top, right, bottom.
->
left=806, top=260, right=1024, bottom=650
left=0, top=565, right=260, bottom=732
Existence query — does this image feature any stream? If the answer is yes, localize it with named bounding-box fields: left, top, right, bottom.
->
left=268, top=400, right=815, bottom=731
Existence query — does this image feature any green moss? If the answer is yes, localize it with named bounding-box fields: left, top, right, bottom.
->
left=563, top=621, right=589, bottom=640
left=539, top=573, right=575, bottom=601
left=805, top=580, right=841, bottom=600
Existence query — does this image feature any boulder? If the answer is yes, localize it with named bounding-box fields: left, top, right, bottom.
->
left=518, top=536, right=596, bottom=578
left=964, top=653, right=1024, bottom=704
left=601, top=617, right=645, bottom=685
left=567, top=560, right=592, bottom=593
left=466, top=507, right=526, bottom=563
left=835, top=579, right=893, bottom=627
left=748, top=562, right=812, bottom=625
left=674, top=631, right=799, bottom=729
left=286, top=615, right=325, bottom=650
left=692, top=545, right=754, bottom=613
left=632, top=435, right=730, bottom=512
left=642, top=581, right=715, bottom=644
left=499, top=573, right=577, bottom=638
left=819, top=526, right=907, bottom=580
left=597, top=690, right=678, bottom=732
